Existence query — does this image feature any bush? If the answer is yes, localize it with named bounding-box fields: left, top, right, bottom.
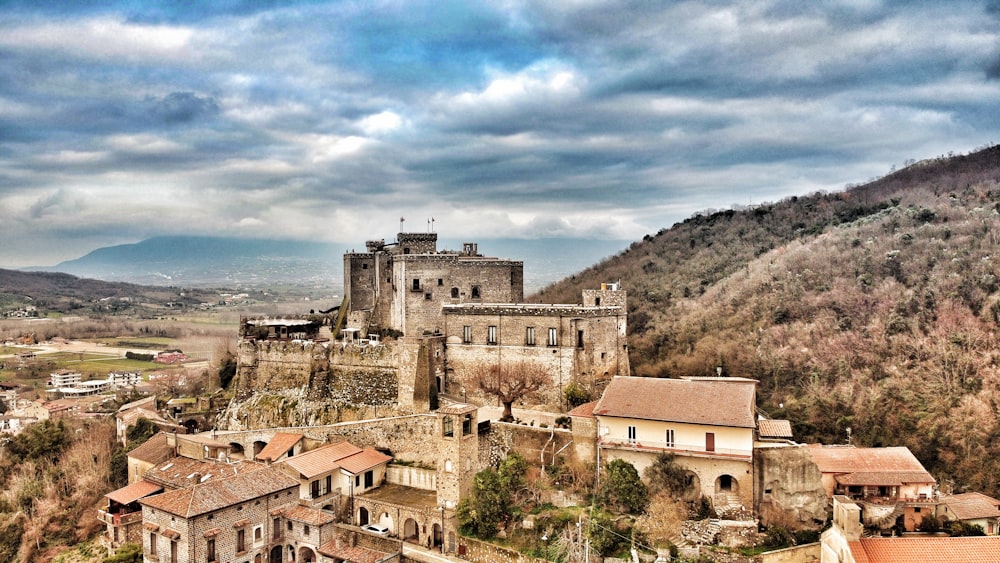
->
left=103, top=542, right=143, bottom=563
left=918, top=513, right=942, bottom=533
left=598, top=459, right=649, bottom=514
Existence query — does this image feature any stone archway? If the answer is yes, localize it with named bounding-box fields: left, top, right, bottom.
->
left=403, top=518, right=419, bottom=542
left=432, top=523, right=442, bottom=549
left=229, top=442, right=245, bottom=460
left=681, top=470, right=702, bottom=501
left=253, top=440, right=267, bottom=457
left=269, top=545, right=283, bottom=563
left=358, top=507, right=370, bottom=526
left=299, top=547, right=316, bottom=563
left=715, top=474, right=738, bottom=494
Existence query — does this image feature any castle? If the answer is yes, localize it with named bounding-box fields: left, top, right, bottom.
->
left=227, top=231, right=629, bottom=427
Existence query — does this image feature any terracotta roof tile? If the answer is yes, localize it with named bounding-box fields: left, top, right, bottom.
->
left=757, top=419, right=793, bottom=439
left=338, top=448, right=392, bottom=475
left=140, top=464, right=298, bottom=517
left=106, top=480, right=163, bottom=505
left=144, top=457, right=251, bottom=489
left=255, top=432, right=303, bottom=462
left=127, top=433, right=174, bottom=465
left=593, top=376, right=757, bottom=428
left=280, top=442, right=362, bottom=479
left=942, top=492, right=1000, bottom=521
left=567, top=401, right=596, bottom=418
left=852, top=536, right=1000, bottom=562
left=437, top=403, right=477, bottom=415
left=281, top=505, right=337, bottom=526
left=808, top=445, right=934, bottom=485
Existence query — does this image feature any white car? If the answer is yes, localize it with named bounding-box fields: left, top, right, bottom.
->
left=361, top=523, right=390, bottom=537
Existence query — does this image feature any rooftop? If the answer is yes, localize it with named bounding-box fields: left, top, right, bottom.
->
left=280, top=441, right=362, bottom=479
left=808, top=445, right=935, bottom=485
left=140, top=464, right=298, bottom=517
left=593, top=376, right=757, bottom=428
left=127, top=433, right=174, bottom=466
left=255, top=432, right=303, bottom=462
left=757, top=419, right=794, bottom=439
left=941, top=492, right=1000, bottom=521
left=143, top=456, right=246, bottom=489
left=849, top=536, right=1000, bottom=563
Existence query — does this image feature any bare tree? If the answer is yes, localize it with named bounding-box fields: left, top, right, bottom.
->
left=465, top=360, right=549, bottom=422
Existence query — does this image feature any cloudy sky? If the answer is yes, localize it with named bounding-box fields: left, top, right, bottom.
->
left=2, top=0, right=1000, bottom=268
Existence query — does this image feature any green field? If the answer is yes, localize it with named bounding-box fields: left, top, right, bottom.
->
left=92, top=336, right=176, bottom=348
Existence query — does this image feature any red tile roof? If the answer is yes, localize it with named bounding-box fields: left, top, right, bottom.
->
left=143, top=456, right=246, bottom=489
left=757, top=419, right=793, bottom=439
left=255, top=432, right=303, bottom=462
left=106, top=480, right=163, bottom=505
left=808, top=445, right=934, bottom=485
left=567, top=401, right=596, bottom=418
left=140, top=464, right=297, bottom=517
left=280, top=442, right=362, bottom=480
left=593, top=376, right=756, bottom=428
left=281, top=505, right=336, bottom=526
left=942, top=492, right=1000, bottom=521
left=338, top=448, right=392, bottom=475
left=127, top=432, right=174, bottom=465
left=850, top=536, right=1000, bottom=562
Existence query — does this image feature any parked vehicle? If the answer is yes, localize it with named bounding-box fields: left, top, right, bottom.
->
left=361, top=523, right=390, bottom=537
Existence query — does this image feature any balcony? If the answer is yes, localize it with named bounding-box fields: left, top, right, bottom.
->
left=598, top=438, right=752, bottom=460
left=98, top=509, right=143, bottom=528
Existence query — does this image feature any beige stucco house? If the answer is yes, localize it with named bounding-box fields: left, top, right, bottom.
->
left=592, top=376, right=757, bottom=509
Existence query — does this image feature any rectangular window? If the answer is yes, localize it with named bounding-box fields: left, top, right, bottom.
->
left=462, top=326, right=472, bottom=344
left=438, top=278, right=443, bottom=286
left=471, top=285, right=481, bottom=299
left=236, top=529, right=245, bottom=553
left=548, top=328, right=558, bottom=346
left=443, top=416, right=454, bottom=437
left=311, top=480, right=320, bottom=498
left=207, top=538, right=216, bottom=562
left=706, top=432, right=715, bottom=452
left=273, top=518, right=281, bottom=539
left=577, top=330, right=584, bottom=348
left=326, top=475, right=332, bottom=494
left=365, top=470, right=374, bottom=488
left=170, top=541, right=177, bottom=563
left=627, top=425, right=637, bottom=444
left=149, top=533, right=157, bottom=556
left=665, top=429, right=675, bottom=448
left=425, top=292, right=432, bottom=300
left=412, top=278, right=420, bottom=291
left=462, top=413, right=473, bottom=435
left=526, top=327, right=535, bottom=346
left=487, top=325, right=497, bottom=344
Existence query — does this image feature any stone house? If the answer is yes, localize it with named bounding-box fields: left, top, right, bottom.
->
left=591, top=376, right=758, bottom=509
left=808, top=445, right=936, bottom=532
left=139, top=463, right=303, bottom=563
left=937, top=492, right=1000, bottom=535
left=276, top=441, right=392, bottom=510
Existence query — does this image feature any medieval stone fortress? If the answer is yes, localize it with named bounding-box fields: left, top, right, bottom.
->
left=97, top=230, right=1000, bottom=563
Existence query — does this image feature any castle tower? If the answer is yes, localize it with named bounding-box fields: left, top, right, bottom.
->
left=435, top=403, right=480, bottom=509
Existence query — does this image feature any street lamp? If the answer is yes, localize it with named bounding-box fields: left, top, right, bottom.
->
left=439, top=505, right=446, bottom=553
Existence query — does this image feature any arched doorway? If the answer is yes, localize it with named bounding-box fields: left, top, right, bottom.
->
left=229, top=442, right=245, bottom=459
left=253, top=440, right=267, bottom=457
left=715, top=474, right=738, bottom=494
left=254, top=555, right=262, bottom=563
left=269, top=545, right=283, bottom=562
left=681, top=470, right=702, bottom=501
left=298, top=547, right=316, bottom=563
left=403, top=518, right=419, bottom=542
left=448, top=531, right=456, bottom=553
left=358, top=507, right=370, bottom=526
left=432, top=523, right=442, bottom=549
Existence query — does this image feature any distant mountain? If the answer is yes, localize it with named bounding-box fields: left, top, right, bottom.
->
left=0, top=268, right=222, bottom=314
left=31, top=235, right=628, bottom=292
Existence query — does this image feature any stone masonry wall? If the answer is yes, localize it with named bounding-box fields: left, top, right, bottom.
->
left=754, top=444, right=828, bottom=529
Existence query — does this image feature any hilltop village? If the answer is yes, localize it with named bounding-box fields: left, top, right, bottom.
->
left=39, top=231, right=1000, bottom=562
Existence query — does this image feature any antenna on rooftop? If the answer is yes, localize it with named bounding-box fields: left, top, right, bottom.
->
left=400, top=216, right=405, bottom=232
left=431, top=217, right=435, bottom=232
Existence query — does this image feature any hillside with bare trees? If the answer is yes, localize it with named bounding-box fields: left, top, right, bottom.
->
left=532, top=144, right=1000, bottom=496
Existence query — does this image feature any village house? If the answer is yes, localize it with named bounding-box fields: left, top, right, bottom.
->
left=808, top=444, right=936, bottom=532
left=937, top=492, right=1000, bottom=535
left=590, top=376, right=758, bottom=509
left=276, top=441, right=392, bottom=511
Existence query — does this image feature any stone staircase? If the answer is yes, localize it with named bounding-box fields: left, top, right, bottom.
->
left=862, top=502, right=904, bottom=530
left=680, top=519, right=722, bottom=546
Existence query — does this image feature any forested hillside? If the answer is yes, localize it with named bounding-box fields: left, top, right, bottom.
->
left=533, top=144, right=1000, bottom=496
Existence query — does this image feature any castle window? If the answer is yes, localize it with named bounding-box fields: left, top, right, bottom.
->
left=412, top=278, right=420, bottom=291
left=403, top=247, right=410, bottom=254
left=548, top=328, right=557, bottom=347
left=443, top=416, right=454, bottom=437
left=487, top=325, right=497, bottom=345
left=304, top=525, right=310, bottom=536
left=577, top=330, right=584, bottom=348
left=462, top=326, right=472, bottom=344
left=462, top=414, right=473, bottom=435
left=425, top=292, right=432, bottom=300
left=526, top=327, right=535, bottom=346
left=438, top=278, right=443, bottom=286
left=451, top=287, right=459, bottom=298
left=471, top=286, right=481, bottom=299
left=595, top=297, right=601, bottom=306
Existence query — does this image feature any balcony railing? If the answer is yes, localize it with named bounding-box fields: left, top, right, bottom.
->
left=98, top=509, right=143, bottom=527
left=599, top=438, right=752, bottom=460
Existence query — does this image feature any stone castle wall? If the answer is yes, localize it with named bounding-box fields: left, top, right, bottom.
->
left=754, top=444, right=828, bottom=529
